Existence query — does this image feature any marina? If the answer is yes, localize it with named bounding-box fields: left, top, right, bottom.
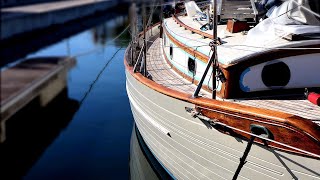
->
left=0, top=1, right=134, bottom=179
left=0, top=0, right=319, bottom=179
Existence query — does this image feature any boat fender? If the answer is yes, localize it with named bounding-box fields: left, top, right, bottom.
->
left=305, top=89, right=320, bottom=106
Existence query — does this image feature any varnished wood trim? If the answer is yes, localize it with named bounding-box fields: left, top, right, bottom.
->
left=125, top=47, right=320, bottom=154
left=163, top=25, right=209, bottom=63
left=224, top=44, right=320, bottom=69
left=138, top=22, right=161, bottom=37
left=165, top=17, right=320, bottom=99
left=162, top=46, right=212, bottom=93
left=173, top=15, right=214, bottom=39
left=222, top=45, right=320, bottom=98
left=198, top=106, right=320, bottom=157
left=125, top=24, right=320, bottom=157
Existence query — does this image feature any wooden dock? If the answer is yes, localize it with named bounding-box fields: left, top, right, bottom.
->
left=0, top=57, right=75, bottom=142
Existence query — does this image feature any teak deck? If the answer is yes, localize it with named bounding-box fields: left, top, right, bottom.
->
left=146, top=38, right=320, bottom=126
left=147, top=38, right=211, bottom=98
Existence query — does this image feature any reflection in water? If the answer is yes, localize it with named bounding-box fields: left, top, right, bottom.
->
left=130, top=125, right=173, bottom=180
left=0, top=10, right=127, bottom=67
left=91, top=24, right=108, bottom=46
left=0, top=11, right=133, bottom=179
left=91, top=15, right=130, bottom=46
left=0, top=89, right=79, bottom=179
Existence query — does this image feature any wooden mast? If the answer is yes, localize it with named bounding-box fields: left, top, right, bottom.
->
left=193, top=0, right=218, bottom=99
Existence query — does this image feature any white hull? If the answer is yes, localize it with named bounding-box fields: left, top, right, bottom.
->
left=126, top=69, right=320, bottom=180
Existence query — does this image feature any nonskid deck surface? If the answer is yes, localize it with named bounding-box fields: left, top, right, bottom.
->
left=146, top=38, right=211, bottom=98
left=146, top=38, right=320, bottom=125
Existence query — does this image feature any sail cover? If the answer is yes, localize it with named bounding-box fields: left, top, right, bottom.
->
left=246, top=0, right=320, bottom=46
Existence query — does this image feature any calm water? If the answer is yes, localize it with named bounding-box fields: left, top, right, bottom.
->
left=0, top=13, right=137, bottom=179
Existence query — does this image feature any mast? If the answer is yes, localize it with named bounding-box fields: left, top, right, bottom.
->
left=212, top=0, right=217, bottom=99
left=193, top=0, right=218, bottom=99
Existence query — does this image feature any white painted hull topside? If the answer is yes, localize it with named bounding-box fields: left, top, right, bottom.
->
left=125, top=69, right=320, bottom=180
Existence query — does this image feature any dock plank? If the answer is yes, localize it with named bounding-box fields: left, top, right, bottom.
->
left=0, top=57, right=75, bottom=142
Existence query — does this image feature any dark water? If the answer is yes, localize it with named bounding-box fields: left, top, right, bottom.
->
left=0, top=13, right=136, bottom=179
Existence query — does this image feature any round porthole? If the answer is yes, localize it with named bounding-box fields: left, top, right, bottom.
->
left=262, top=61, right=290, bottom=87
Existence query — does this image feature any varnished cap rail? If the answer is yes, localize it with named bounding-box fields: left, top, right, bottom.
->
left=173, top=15, right=214, bottom=39
left=124, top=45, right=320, bottom=158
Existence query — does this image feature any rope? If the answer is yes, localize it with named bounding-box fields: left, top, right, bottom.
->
left=78, top=24, right=130, bottom=105
left=79, top=47, right=124, bottom=105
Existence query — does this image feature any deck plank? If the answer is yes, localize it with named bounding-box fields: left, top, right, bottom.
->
left=146, top=38, right=210, bottom=98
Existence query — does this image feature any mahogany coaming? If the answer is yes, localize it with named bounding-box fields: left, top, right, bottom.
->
left=165, top=17, right=320, bottom=98
left=162, top=46, right=212, bottom=93
left=221, top=46, right=320, bottom=98
left=163, top=26, right=209, bottom=63
left=125, top=45, right=320, bottom=158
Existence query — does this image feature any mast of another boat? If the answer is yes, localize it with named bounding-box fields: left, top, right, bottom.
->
left=129, top=0, right=137, bottom=66
left=160, top=0, right=164, bottom=38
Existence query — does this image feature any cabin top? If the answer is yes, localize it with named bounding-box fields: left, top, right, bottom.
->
left=166, top=16, right=319, bottom=66
left=171, top=0, right=320, bottom=66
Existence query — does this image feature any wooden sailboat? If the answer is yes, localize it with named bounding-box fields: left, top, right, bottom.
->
left=125, top=0, right=320, bottom=179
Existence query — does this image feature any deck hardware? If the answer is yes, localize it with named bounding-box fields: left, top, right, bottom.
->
left=305, top=88, right=320, bottom=106
left=185, top=107, right=218, bottom=125
left=185, top=107, right=200, bottom=118
left=216, top=68, right=226, bottom=83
